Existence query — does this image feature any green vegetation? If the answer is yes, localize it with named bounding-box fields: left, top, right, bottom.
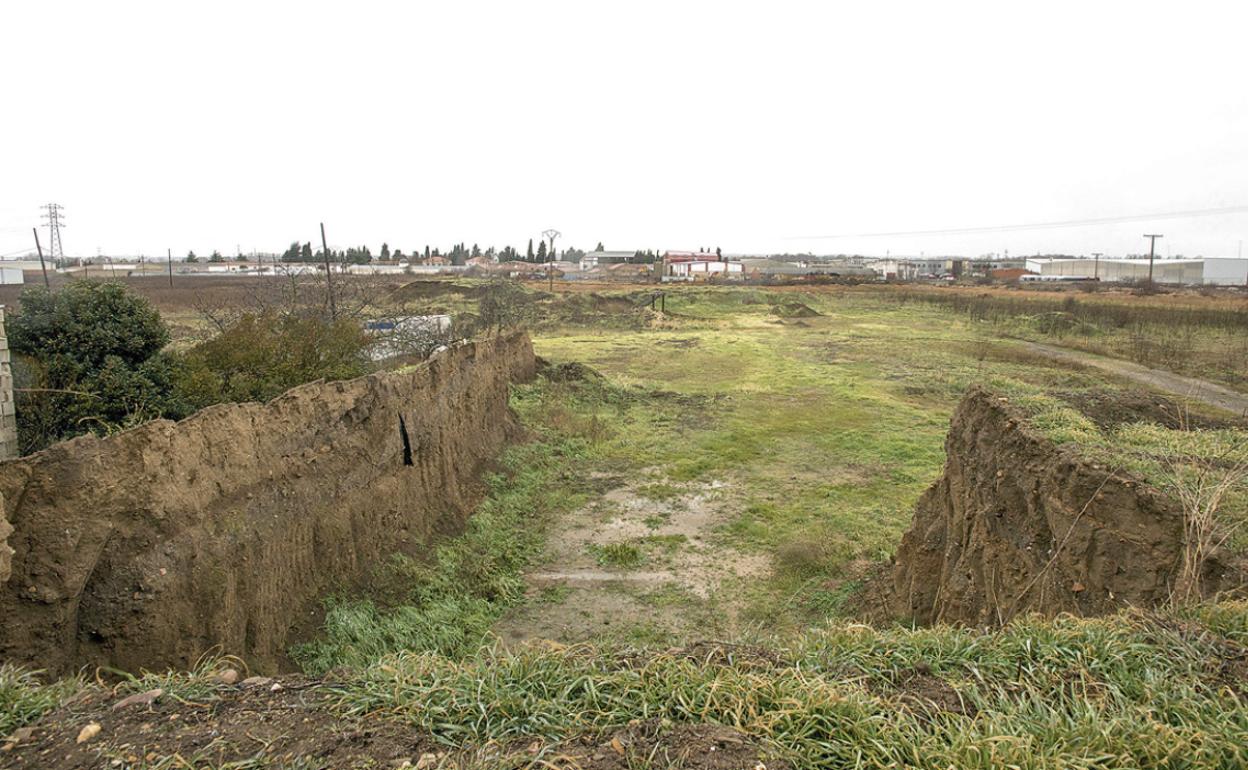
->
left=327, top=604, right=1248, bottom=768
left=9, top=282, right=188, bottom=453
left=0, top=665, right=81, bottom=736
left=8, top=281, right=374, bottom=454
left=588, top=541, right=646, bottom=568
left=882, top=285, right=1248, bottom=387
left=176, top=313, right=369, bottom=409
left=291, top=436, right=587, bottom=674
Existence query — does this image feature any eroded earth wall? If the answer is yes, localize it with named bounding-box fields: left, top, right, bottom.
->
left=891, top=387, right=1240, bottom=626
left=0, top=333, right=535, bottom=675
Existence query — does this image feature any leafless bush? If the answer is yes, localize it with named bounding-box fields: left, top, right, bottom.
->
left=1163, top=436, right=1248, bottom=605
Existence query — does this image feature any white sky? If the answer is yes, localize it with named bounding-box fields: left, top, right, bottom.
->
left=2, top=0, right=1246, bottom=259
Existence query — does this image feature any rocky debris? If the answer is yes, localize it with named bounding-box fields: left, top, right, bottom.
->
left=888, top=387, right=1244, bottom=626
left=211, top=668, right=239, bottom=686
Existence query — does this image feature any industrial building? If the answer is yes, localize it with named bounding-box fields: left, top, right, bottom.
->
left=1025, top=257, right=1248, bottom=286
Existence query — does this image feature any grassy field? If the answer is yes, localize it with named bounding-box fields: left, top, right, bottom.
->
left=5, top=279, right=1248, bottom=767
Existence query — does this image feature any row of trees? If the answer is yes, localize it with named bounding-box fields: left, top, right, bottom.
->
left=271, top=240, right=605, bottom=266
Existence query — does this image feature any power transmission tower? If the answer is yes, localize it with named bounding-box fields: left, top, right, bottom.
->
left=1143, top=234, right=1163, bottom=285
left=542, top=228, right=561, bottom=291
left=41, top=203, right=66, bottom=268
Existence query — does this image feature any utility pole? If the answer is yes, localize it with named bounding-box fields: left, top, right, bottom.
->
left=1143, top=234, right=1163, bottom=285
left=542, top=228, right=561, bottom=292
left=40, top=203, right=66, bottom=269
left=167, top=248, right=174, bottom=287
left=320, top=222, right=337, bottom=320
left=32, top=228, right=50, bottom=288
left=1091, top=252, right=1103, bottom=280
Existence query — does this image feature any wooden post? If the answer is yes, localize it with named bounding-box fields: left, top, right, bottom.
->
left=321, top=222, right=337, bottom=320
left=32, top=228, right=50, bottom=288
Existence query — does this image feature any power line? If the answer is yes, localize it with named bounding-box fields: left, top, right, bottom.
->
left=787, top=205, right=1248, bottom=240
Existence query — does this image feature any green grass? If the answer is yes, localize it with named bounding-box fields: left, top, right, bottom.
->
left=589, top=541, right=646, bottom=569
left=0, top=665, right=82, bottom=736
left=290, top=406, right=594, bottom=674
left=328, top=602, right=1248, bottom=769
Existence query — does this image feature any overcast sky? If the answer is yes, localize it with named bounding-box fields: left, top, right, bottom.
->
left=2, top=0, right=1246, bottom=259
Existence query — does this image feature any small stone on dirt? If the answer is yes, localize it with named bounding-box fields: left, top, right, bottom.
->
left=3, top=727, right=34, bottom=749
left=241, top=676, right=272, bottom=687
left=76, top=722, right=102, bottom=744
left=113, top=688, right=163, bottom=710
left=212, top=668, right=240, bottom=685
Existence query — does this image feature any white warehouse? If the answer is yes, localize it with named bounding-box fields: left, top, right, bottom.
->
left=1025, top=257, right=1248, bottom=286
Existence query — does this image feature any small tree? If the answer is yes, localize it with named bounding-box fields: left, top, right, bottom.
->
left=9, top=282, right=186, bottom=453
left=380, top=243, right=391, bottom=261
left=185, top=250, right=198, bottom=263
left=209, top=250, right=224, bottom=263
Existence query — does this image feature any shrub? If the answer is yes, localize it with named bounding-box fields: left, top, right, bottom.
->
left=176, top=313, right=371, bottom=409
left=9, top=282, right=189, bottom=453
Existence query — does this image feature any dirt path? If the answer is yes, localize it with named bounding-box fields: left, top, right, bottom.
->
left=1021, top=341, right=1248, bottom=416
left=493, top=474, right=768, bottom=646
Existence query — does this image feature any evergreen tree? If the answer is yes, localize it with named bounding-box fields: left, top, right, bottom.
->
left=380, top=243, right=390, bottom=260
left=527, top=239, right=534, bottom=262
left=537, top=240, right=548, bottom=262
left=300, top=242, right=314, bottom=261
left=595, top=241, right=605, bottom=252
left=209, top=250, right=224, bottom=263
left=185, top=250, right=198, bottom=263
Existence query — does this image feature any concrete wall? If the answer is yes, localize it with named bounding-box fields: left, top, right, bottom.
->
left=0, top=333, right=535, bottom=675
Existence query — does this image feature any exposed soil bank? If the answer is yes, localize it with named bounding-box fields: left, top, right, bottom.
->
left=889, top=387, right=1243, bottom=625
left=0, top=333, right=535, bottom=675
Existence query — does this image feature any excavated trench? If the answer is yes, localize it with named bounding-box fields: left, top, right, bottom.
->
left=885, top=387, right=1245, bottom=626
left=0, top=333, right=535, bottom=675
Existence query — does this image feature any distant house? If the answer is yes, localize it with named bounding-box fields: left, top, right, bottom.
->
left=580, top=251, right=637, bottom=271
left=663, top=252, right=743, bottom=280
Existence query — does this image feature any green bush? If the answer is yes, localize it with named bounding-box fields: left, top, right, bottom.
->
left=176, top=313, right=371, bottom=409
left=9, top=282, right=190, bottom=453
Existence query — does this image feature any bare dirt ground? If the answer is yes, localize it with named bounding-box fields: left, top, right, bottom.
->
left=1022, top=341, right=1248, bottom=416
left=493, top=473, right=770, bottom=645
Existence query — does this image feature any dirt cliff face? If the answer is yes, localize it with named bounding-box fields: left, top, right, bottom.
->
left=890, top=387, right=1238, bottom=626
left=0, top=333, right=535, bottom=675
left=0, top=492, right=11, bottom=583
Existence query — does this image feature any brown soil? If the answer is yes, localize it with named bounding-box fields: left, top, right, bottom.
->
left=1056, top=388, right=1246, bottom=431
left=0, top=492, right=11, bottom=584
left=387, top=279, right=486, bottom=303
left=884, top=387, right=1246, bottom=626
left=0, top=677, right=434, bottom=769
left=493, top=473, right=769, bottom=646
left=0, top=335, right=536, bottom=676
left=0, top=677, right=787, bottom=770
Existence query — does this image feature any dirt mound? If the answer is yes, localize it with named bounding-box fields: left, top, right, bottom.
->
left=1056, top=388, right=1244, bottom=431
left=387, top=280, right=484, bottom=303
left=770, top=301, right=820, bottom=318
left=535, top=357, right=604, bottom=382
left=887, top=387, right=1243, bottom=626
left=0, top=334, right=536, bottom=675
